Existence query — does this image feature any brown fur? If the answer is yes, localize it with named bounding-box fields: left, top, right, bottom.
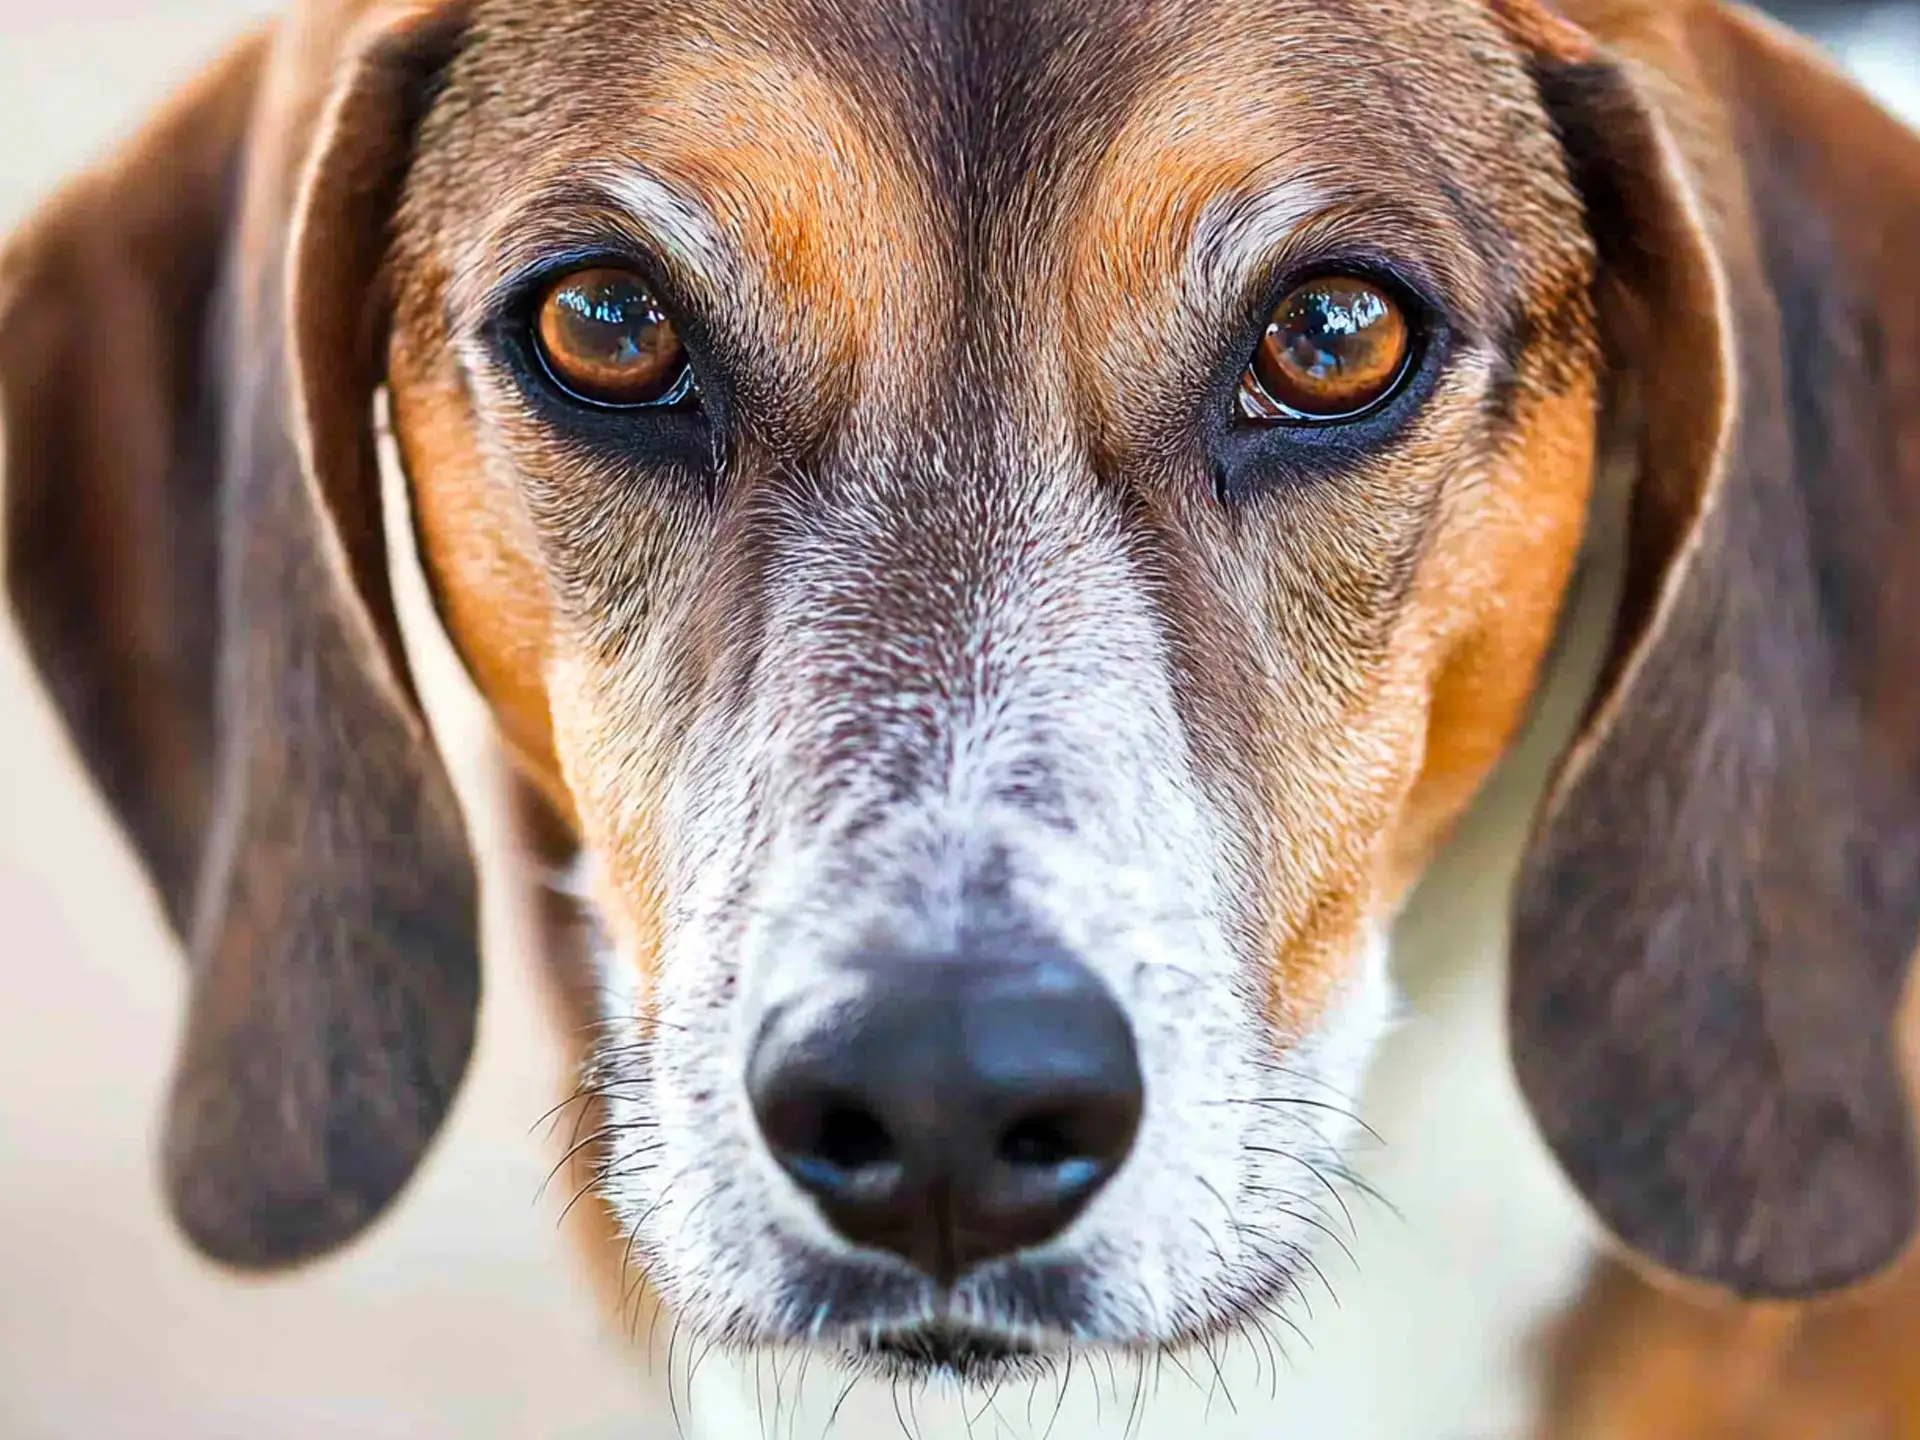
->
left=373, top=0, right=1606, bottom=1050
left=4, top=0, right=1920, bottom=1427
left=2, top=1, right=484, bottom=1269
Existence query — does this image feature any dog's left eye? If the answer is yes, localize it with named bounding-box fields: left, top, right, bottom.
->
left=1238, top=275, right=1412, bottom=423
left=533, top=267, right=694, bottom=408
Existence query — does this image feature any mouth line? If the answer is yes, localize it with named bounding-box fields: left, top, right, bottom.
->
left=735, top=1237, right=1323, bottom=1385
left=850, top=1320, right=1049, bottom=1383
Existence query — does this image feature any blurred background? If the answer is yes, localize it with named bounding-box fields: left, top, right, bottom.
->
left=0, top=3, right=1915, bottom=1437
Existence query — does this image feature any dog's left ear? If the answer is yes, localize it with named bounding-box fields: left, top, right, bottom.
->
left=1498, top=0, right=1920, bottom=1300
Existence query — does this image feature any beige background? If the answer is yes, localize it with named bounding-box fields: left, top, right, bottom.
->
left=1, top=5, right=1915, bottom=1439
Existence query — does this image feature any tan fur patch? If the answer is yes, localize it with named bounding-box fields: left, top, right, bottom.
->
left=388, top=314, right=572, bottom=817
left=1385, top=383, right=1600, bottom=899
left=637, top=45, right=936, bottom=383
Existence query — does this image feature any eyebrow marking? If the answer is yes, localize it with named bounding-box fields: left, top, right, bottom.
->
left=1182, top=176, right=1489, bottom=351
left=456, top=165, right=740, bottom=329
left=593, top=164, right=736, bottom=289
left=1185, top=179, right=1328, bottom=307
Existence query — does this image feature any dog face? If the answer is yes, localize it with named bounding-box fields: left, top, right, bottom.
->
left=377, top=0, right=1601, bottom=1361
left=7, top=0, right=1920, bottom=1384
left=378, top=0, right=1603, bottom=1357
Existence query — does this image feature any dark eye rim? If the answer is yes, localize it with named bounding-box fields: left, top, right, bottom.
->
left=479, top=244, right=729, bottom=480
left=1238, top=275, right=1418, bottom=425
left=1206, top=256, right=1454, bottom=502
left=533, top=329, right=698, bottom=411
left=528, top=265, right=699, bottom=412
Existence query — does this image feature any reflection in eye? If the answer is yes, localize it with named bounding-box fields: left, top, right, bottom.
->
left=533, top=267, right=693, bottom=408
left=1239, top=276, right=1411, bottom=423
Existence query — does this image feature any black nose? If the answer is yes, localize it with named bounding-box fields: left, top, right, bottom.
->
left=748, top=948, right=1142, bottom=1284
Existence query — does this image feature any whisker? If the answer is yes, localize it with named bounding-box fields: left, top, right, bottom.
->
left=1270, top=1150, right=1357, bottom=1236
left=1214, top=1094, right=1385, bottom=1146
left=1041, top=1347, right=1074, bottom=1440
left=528, top=1087, right=597, bottom=1139
left=535, top=1124, right=624, bottom=1203
left=1267, top=1204, right=1359, bottom=1269
left=666, top=1306, right=689, bottom=1440
left=824, top=1368, right=861, bottom=1436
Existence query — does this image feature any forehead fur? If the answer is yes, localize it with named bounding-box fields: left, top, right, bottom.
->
left=401, top=0, right=1589, bottom=408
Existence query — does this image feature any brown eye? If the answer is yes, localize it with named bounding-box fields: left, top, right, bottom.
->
left=1239, top=275, right=1412, bottom=423
left=533, top=267, right=691, bottom=408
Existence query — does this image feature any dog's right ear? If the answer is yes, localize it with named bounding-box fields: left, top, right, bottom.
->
left=0, top=3, right=479, bottom=1269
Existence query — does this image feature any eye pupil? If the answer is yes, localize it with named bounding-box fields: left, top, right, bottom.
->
left=535, top=267, right=691, bottom=408
left=1240, top=276, right=1411, bottom=423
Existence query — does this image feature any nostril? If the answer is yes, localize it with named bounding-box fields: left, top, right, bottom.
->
left=816, top=1101, right=894, bottom=1173
left=992, top=1095, right=1135, bottom=1210
left=997, top=1114, right=1074, bottom=1169
left=756, top=1086, right=905, bottom=1206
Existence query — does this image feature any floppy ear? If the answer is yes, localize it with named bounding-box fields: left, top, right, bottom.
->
left=1499, top=0, right=1920, bottom=1300
left=0, top=0, right=478, bottom=1268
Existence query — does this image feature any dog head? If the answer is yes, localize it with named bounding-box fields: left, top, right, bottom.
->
left=6, top=0, right=1920, bottom=1378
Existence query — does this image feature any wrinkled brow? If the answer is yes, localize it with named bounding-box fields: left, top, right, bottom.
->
left=1185, top=173, right=1500, bottom=334
left=445, top=167, right=738, bottom=331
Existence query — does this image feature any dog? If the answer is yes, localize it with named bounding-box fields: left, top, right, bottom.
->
left=4, top=0, right=1919, bottom=1433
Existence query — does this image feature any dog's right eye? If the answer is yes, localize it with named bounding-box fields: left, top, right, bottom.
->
left=533, top=267, right=694, bottom=409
